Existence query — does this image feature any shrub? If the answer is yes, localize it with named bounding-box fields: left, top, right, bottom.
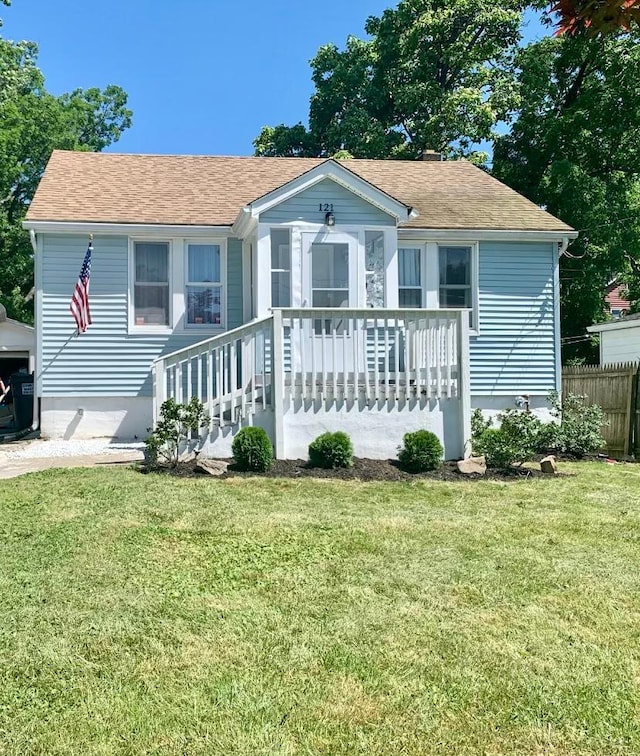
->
left=471, top=409, right=493, bottom=455
left=145, top=397, right=209, bottom=468
left=549, top=391, right=607, bottom=457
left=474, top=428, right=522, bottom=470
left=232, top=426, right=274, bottom=472
left=473, top=409, right=542, bottom=469
left=308, top=432, right=354, bottom=469
left=398, top=430, right=443, bottom=472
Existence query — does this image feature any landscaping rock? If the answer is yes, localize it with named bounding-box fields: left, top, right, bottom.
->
left=195, top=459, right=230, bottom=476
left=456, top=456, right=487, bottom=476
left=540, top=455, right=558, bottom=475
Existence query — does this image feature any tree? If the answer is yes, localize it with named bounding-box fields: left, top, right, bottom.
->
left=254, top=0, right=525, bottom=162
left=492, top=31, right=640, bottom=361
left=553, top=0, right=640, bottom=36
left=0, top=36, right=132, bottom=321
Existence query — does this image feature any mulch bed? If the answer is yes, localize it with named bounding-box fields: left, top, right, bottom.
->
left=142, top=458, right=565, bottom=482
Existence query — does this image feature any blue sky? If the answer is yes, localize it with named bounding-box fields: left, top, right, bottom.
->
left=2, top=1, right=548, bottom=156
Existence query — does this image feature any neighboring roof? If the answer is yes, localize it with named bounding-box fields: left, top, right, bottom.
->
left=26, top=150, right=575, bottom=232
left=588, top=312, right=640, bottom=333
left=0, top=318, right=34, bottom=332
left=605, top=283, right=630, bottom=311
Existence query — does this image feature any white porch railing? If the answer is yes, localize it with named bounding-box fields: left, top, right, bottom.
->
left=152, top=315, right=274, bottom=429
left=277, top=308, right=466, bottom=403
left=152, top=308, right=471, bottom=453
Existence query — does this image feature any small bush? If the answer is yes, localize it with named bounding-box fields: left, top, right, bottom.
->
left=471, top=409, right=493, bottom=455
left=232, top=426, right=274, bottom=472
left=398, top=430, right=444, bottom=472
left=474, top=409, right=542, bottom=469
left=475, top=428, right=522, bottom=470
left=145, top=397, right=209, bottom=468
left=308, top=432, right=353, bottom=469
left=549, top=391, right=607, bottom=457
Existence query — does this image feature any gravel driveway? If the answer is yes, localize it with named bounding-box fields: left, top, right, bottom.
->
left=0, top=439, right=145, bottom=479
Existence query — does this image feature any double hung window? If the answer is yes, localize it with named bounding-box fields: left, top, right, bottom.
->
left=186, top=243, right=222, bottom=326
left=398, top=247, right=422, bottom=307
left=439, top=245, right=474, bottom=327
left=270, top=229, right=291, bottom=308
left=133, top=242, right=170, bottom=326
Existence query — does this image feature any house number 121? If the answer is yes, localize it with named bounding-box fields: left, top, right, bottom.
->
left=319, top=203, right=334, bottom=212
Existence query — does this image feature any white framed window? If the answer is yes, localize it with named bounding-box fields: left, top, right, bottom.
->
left=270, top=229, right=291, bottom=308
left=132, top=241, right=171, bottom=329
left=365, top=230, right=385, bottom=307
left=398, top=247, right=423, bottom=307
left=185, top=242, right=224, bottom=328
left=439, top=245, right=477, bottom=329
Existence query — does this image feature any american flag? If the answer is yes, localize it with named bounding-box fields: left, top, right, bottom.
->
left=70, top=240, right=93, bottom=334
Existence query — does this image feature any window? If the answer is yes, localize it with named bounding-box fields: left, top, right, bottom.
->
left=270, top=229, right=291, bottom=307
left=134, top=242, right=170, bottom=326
left=365, top=231, right=385, bottom=307
left=186, top=243, right=222, bottom=326
left=398, top=247, right=422, bottom=307
left=312, top=241, right=349, bottom=334
left=439, top=245, right=474, bottom=327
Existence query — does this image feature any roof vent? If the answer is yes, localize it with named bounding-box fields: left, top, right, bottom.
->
left=421, top=150, right=442, bottom=161
left=0, top=303, right=6, bottom=323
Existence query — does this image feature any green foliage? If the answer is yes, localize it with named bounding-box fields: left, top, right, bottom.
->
left=0, top=36, right=132, bottom=321
left=492, top=31, right=640, bottom=362
left=145, top=398, right=210, bottom=468
left=232, top=427, right=274, bottom=472
left=473, top=409, right=543, bottom=469
left=398, top=430, right=443, bottom=472
left=308, top=431, right=354, bottom=469
left=549, top=391, right=607, bottom=456
left=471, top=409, right=493, bottom=453
left=254, top=0, right=524, bottom=162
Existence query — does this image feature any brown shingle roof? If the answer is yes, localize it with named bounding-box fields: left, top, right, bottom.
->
left=26, top=150, right=573, bottom=232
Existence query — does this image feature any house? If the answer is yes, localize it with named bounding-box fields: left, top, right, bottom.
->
left=605, top=280, right=630, bottom=319
left=0, top=305, right=36, bottom=436
left=23, top=150, right=577, bottom=459
left=588, top=313, right=640, bottom=365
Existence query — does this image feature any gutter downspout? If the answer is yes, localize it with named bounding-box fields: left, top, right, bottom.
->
left=28, top=229, right=40, bottom=434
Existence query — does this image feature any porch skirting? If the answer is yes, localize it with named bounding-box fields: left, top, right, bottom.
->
left=40, top=394, right=552, bottom=460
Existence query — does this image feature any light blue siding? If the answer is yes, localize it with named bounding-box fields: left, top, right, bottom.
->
left=40, top=234, right=245, bottom=397
left=260, top=178, right=395, bottom=226
left=470, top=241, right=558, bottom=395
left=226, top=238, right=243, bottom=329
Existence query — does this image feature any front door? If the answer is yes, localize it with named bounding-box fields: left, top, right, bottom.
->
left=297, top=231, right=360, bottom=386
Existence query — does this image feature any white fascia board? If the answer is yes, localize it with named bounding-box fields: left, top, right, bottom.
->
left=23, top=221, right=235, bottom=238
left=397, top=228, right=578, bottom=242
left=231, top=207, right=257, bottom=239
left=248, top=160, right=412, bottom=221
left=587, top=319, right=640, bottom=334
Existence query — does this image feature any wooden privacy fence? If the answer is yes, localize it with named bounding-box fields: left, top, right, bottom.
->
left=562, top=362, right=640, bottom=458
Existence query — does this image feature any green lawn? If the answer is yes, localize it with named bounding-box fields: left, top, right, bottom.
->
left=0, top=464, right=639, bottom=755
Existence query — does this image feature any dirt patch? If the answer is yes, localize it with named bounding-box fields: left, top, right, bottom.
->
left=142, top=457, right=565, bottom=482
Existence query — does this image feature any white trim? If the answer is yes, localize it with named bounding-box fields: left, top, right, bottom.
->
left=244, top=160, right=412, bottom=222
left=35, top=233, right=44, bottom=402
left=24, top=221, right=234, bottom=237
left=128, top=238, right=173, bottom=335
left=553, top=242, right=562, bottom=392
left=587, top=318, right=640, bottom=334
left=398, top=229, right=577, bottom=242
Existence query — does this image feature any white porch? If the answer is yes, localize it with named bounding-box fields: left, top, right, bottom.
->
left=152, top=307, right=471, bottom=460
